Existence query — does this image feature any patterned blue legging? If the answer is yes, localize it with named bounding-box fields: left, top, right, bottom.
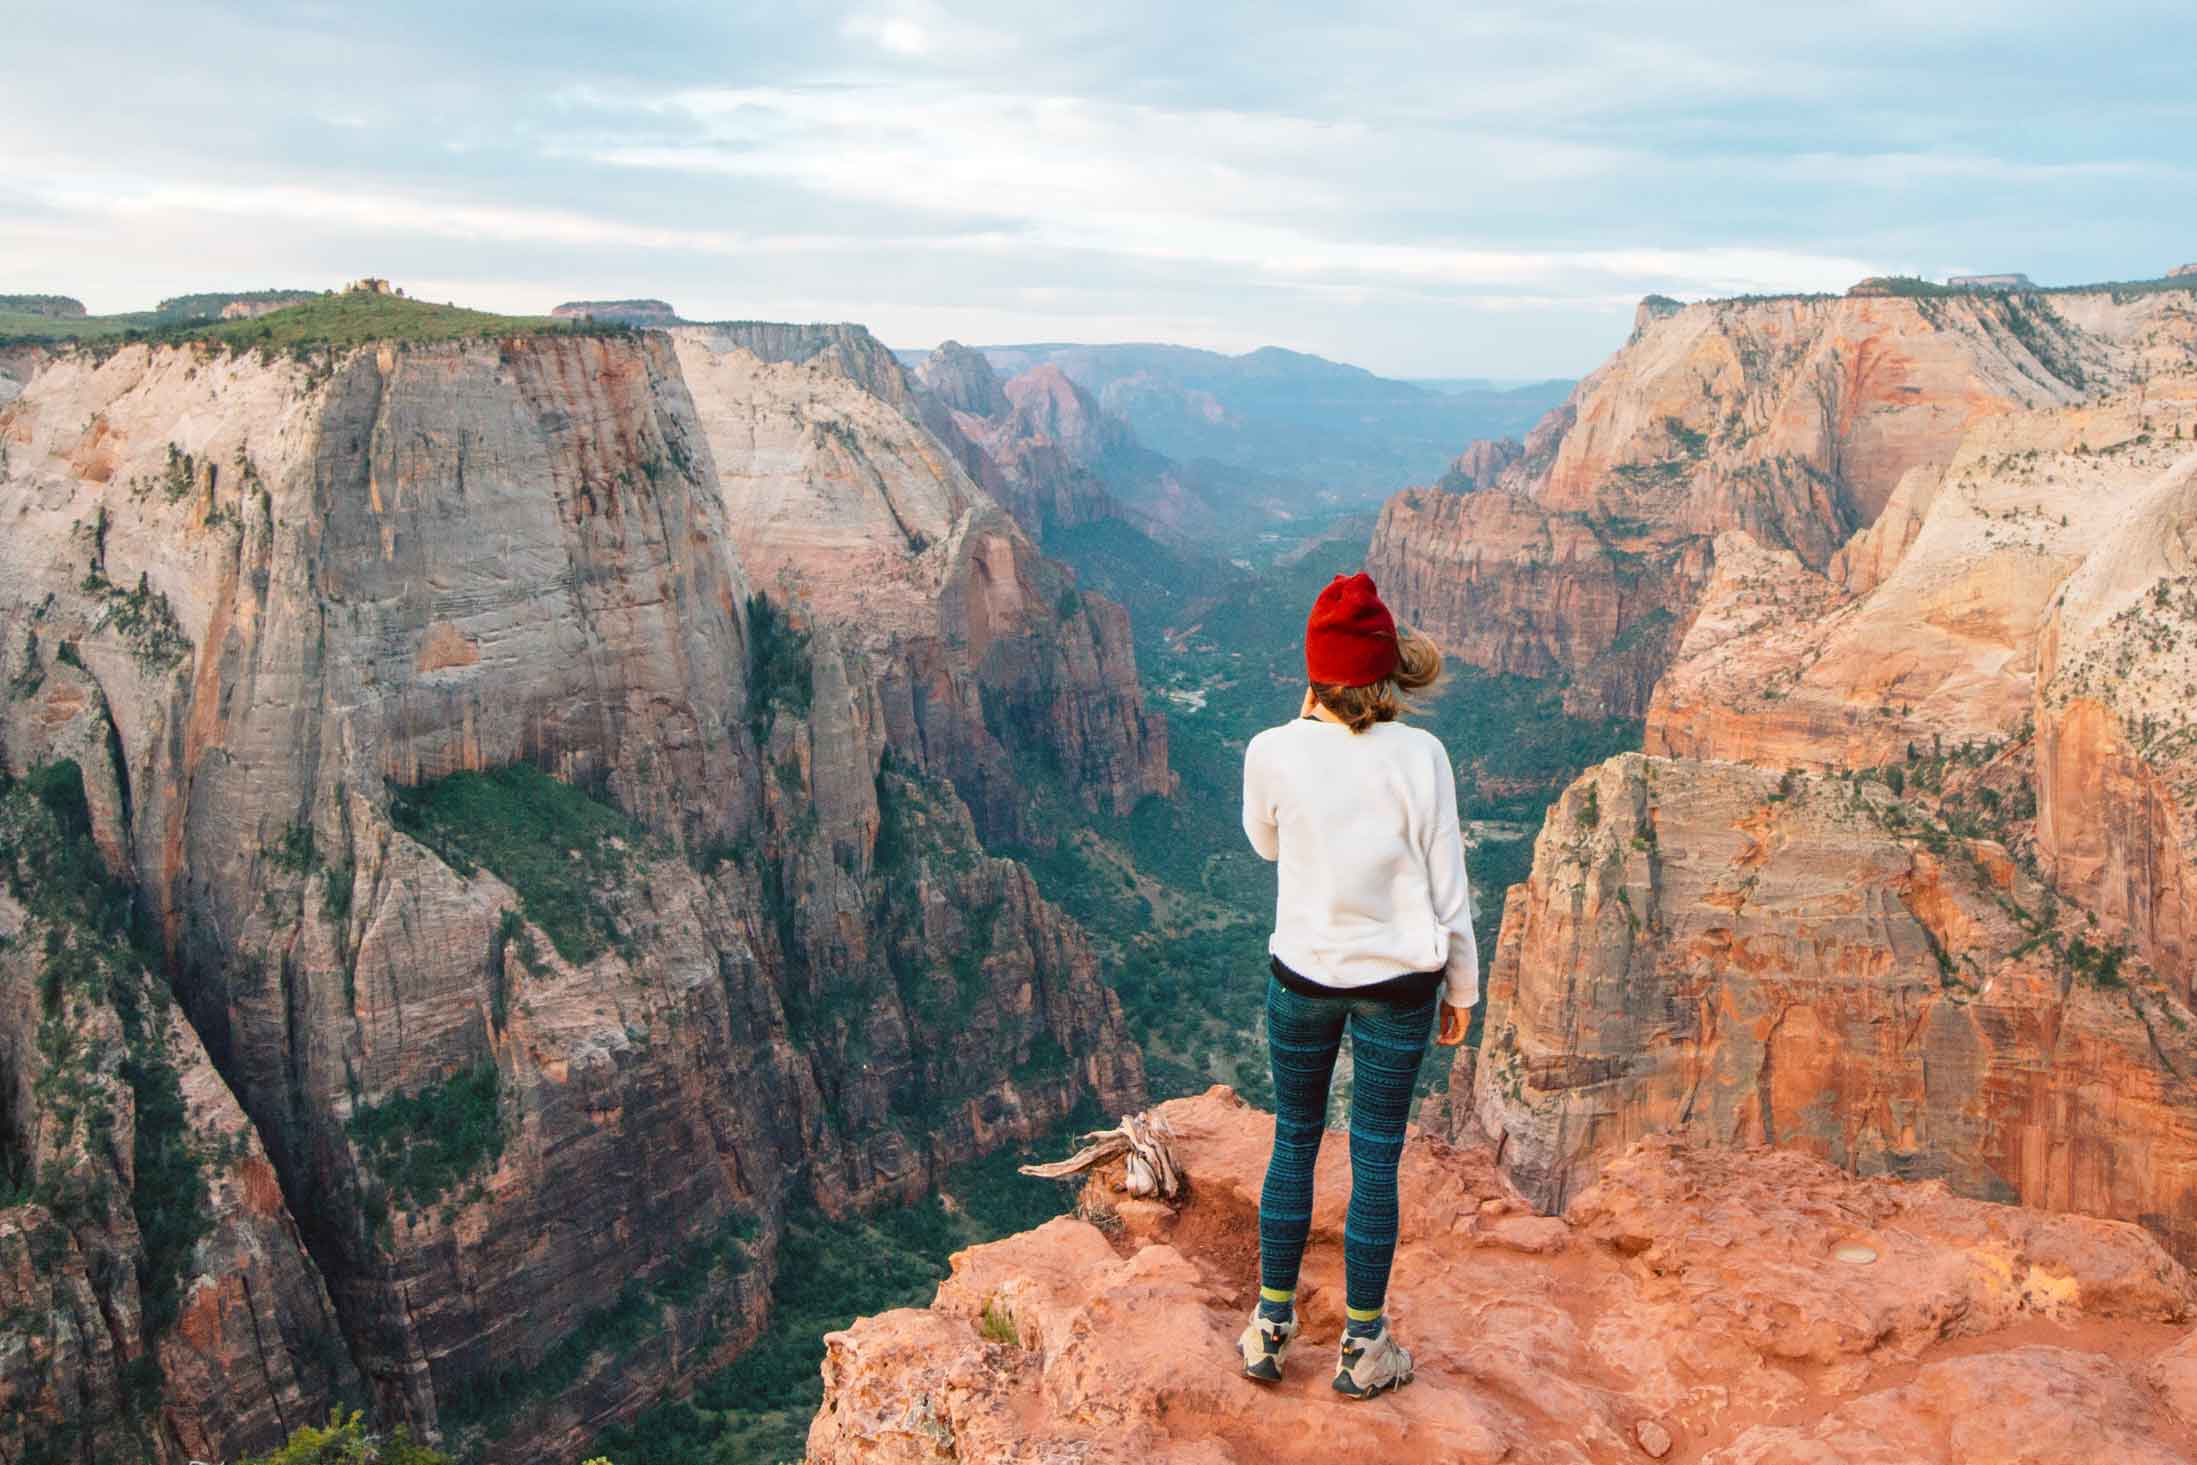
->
left=1258, top=973, right=1436, bottom=1313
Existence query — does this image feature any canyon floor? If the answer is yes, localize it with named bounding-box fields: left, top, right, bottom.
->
left=811, top=1089, right=2197, bottom=1465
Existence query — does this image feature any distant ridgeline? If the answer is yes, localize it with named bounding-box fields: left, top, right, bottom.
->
left=551, top=298, right=683, bottom=325
left=0, top=293, right=86, bottom=319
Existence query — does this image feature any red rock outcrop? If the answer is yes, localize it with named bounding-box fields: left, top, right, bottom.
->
left=1370, top=290, right=2167, bottom=715
left=0, top=326, right=1156, bottom=1460
left=1464, top=750, right=2197, bottom=1263
left=1422, top=284, right=2197, bottom=1292
left=1436, top=435, right=1523, bottom=492
left=808, top=1088, right=2197, bottom=1464
left=1647, top=384, right=2197, bottom=773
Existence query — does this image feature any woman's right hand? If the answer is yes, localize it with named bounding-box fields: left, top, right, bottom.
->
left=1436, top=1003, right=1469, bottom=1047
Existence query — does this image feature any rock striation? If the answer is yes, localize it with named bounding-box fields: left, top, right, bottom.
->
left=1465, top=752, right=2197, bottom=1262
left=0, top=772, right=354, bottom=1465
left=1369, top=288, right=2189, bottom=715
left=676, top=326, right=1173, bottom=840
left=0, top=322, right=1162, bottom=1461
left=809, top=1088, right=2197, bottom=1464
left=1381, top=278, right=2197, bottom=1281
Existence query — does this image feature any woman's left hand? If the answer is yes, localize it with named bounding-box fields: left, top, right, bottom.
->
left=1435, top=1003, right=1469, bottom=1047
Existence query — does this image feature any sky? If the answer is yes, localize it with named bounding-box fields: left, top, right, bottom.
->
left=5, top=2, right=2192, bottom=378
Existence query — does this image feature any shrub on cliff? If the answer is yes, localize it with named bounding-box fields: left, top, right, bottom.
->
left=229, top=1411, right=451, bottom=1464
left=388, top=763, right=639, bottom=964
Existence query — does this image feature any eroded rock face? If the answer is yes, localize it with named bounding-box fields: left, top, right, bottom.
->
left=2034, top=441, right=2197, bottom=1000
left=1371, top=290, right=2192, bottom=715
left=674, top=329, right=1173, bottom=839
left=808, top=1088, right=2197, bottom=1464
left=0, top=787, right=354, bottom=1465
left=1436, top=435, right=1523, bottom=492
left=1648, top=387, right=2197, bottom=773
left=1463, top=752, right=2197, bottom=1264
left=0, top=330, right=1155, bottom=1460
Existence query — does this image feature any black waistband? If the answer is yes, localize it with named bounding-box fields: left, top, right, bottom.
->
left=1270, top=956, right=1442, bottom=1007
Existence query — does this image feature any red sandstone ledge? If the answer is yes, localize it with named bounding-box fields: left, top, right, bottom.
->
left=809, top=1087, right=2197, bottom=1464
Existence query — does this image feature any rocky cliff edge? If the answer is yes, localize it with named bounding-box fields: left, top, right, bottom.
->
left=809, top=1087, right=2197, bottom=1464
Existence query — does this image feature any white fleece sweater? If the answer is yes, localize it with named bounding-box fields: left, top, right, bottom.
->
left=1241, top=718, right=1479, bottom=1009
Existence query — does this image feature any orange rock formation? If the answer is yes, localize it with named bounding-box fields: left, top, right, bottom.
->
left=809, top=1089, right=2197, bottom=1464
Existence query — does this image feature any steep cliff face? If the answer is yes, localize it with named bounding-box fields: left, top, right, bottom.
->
left=1371, top=289, right=2187, bottom=715
left=1465, top=752, right=2197, bottom=1262
left=809, top=1088, right=2197, bottom=1465
left=2035, top=441, right=2197, bottom=999
left=1436, top=286, right=2197, bottom=1276
left=0, top=330, right=1152, bottom=1461
left=673, top=329, right=1173, bottom=841
left=0, top=766, right=353, bottom=1465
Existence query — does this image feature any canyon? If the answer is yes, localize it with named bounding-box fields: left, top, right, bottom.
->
left=0, top=302, right=1163, bottom=1464
left=10, top=267, right=2197, bottom=1465
left=830, top=275, right=2197, bottom=1465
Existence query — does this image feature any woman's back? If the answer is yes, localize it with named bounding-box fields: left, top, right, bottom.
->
left=1243, top=718, right=1466, bottom=990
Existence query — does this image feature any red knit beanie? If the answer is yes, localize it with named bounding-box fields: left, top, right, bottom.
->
left=1305, top=572, right=1399, bottom=687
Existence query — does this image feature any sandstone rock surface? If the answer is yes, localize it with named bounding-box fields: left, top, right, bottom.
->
left=0, top=324, right=1162, bottom=1460
left=809, top=1088, right=2197, bottom=1464
left=1371, top=289, right=2194, bottom=715
left=1465, top=751, right=2197, bottom=1264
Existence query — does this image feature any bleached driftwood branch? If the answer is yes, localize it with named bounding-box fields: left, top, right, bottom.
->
left=1019, top=1111, right=1182, bottom=1199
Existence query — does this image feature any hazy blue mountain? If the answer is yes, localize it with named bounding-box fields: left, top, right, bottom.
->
left=968, top=343, right=1573, bottom=501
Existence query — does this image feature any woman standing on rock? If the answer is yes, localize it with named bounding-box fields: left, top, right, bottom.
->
left=1236, top=571, right=1478, bottom=1399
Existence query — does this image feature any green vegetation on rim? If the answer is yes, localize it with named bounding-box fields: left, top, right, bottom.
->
left=229, top=1410, right=453, bottom=1465
left=388, top=763, right=641, bottom=966
left=1, top=290, right=605, bottom=349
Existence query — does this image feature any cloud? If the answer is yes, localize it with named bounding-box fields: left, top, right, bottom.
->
left=1, top=1, right=2191, bottom=377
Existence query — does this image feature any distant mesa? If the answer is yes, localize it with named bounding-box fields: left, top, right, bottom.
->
left=0, top=294, right=87, bottom=319
left=1946, top=272, right=2034, bottom=290
left=220, top=293, right=319, bottom=320
left=551, top=298, right=681, bottom=326
left=2172, top=263, right=2197, bottom=279
left=153, top=289, right=323, bottom=322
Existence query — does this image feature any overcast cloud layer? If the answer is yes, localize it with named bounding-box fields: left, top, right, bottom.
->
left=6, top=1, right=2192, bottom=376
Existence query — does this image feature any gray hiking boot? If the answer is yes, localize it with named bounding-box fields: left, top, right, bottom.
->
left=1237, top=1308, right=1300, bottom=1383
left=1332, top=1320, right=1414, bottom=1399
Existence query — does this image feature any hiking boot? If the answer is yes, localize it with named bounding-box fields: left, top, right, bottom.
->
left=1332, top=1321, right=1414, bottom=1399
left=1237, top=1308, right=1300, bottom=1383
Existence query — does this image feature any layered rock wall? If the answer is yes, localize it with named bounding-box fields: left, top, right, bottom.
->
left=1371, top=290, right=2177, bottom=714
left=0, top=327, right=1160, bottom=1461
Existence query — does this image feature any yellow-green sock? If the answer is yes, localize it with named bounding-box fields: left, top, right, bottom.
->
left=1257, top=1286, right=1295, bottom=1322
left=1345, top=1304, right=1383, bottom=1337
